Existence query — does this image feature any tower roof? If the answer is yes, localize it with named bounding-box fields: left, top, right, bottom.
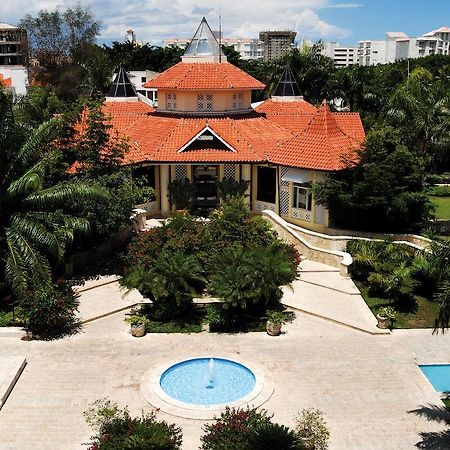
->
left=184, top=17, right=221, bottom=58
left=273, top=66, right=302, bottom=97
left=107, top=67, right=137, bottom=98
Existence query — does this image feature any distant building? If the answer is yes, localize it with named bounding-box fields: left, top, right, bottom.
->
left=358, top=27, right=450, bottom=65
left=112, top=69, right=160, bottom=104
left=321, top=42, right=358, bottom=68
left=0, top=23, right=28, bottom=96
left=164, top=36, right=264, bottom=60
left=259, top=30, right=296, bottom=61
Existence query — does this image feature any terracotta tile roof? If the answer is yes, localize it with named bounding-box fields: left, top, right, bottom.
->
left=270, top=101, right=364, bottom=171
left=144, top=62, right=265, bottom=90
left=255, top=98, right=317, bottom=133
left=0, top=74, right=12, bottom=87
left=123, top=113, right=293, bottom=164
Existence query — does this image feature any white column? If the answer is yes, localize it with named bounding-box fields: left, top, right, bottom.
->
left=160, top=165, right=170, bottom=215
left=241, top=164, right=251, bottom=207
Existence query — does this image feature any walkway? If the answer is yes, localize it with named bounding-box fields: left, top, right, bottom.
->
left=282, top=260, right=387, bottom=334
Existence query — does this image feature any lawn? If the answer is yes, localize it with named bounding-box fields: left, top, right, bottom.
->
left=357, top=283, right=439, bottom=329
left=430, top=196, right=450, bottom=219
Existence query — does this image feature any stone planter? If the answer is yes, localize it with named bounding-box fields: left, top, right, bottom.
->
left=266, top=321, right=282, bottom=336
left=376, top=314, right=391, bottom=329
left=131, top=323, right=146, bottom=337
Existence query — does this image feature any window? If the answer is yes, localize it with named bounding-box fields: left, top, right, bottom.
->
left=197, top=93, right=213, bottom=111
left=166, top=93, right=176, bottom=110
left=141, top=76, right=146, bottom=82
left=232, top=92, right=243, bottom=109
left=293, top=184, right=312, bottom=211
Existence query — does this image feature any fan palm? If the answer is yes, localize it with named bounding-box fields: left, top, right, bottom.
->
left=0, top=91, right=108, bottom=299
left=434, top=281, right=450, bottom=334
left=246, top=423, right=305, bottom=450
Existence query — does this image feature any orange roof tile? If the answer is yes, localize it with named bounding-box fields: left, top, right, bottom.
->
left=144, top=62, right=265, bottom=91
left=270, top=101, right=364, bottom=171
left=256, top=98, right=317, bottom=115
left=0, top=74, right=12, bottom=87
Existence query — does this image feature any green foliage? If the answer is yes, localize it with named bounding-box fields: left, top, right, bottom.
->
left=294, top=409, right=330, bottom=450
left=315, top=126, right=434, bottom=232
left=21, top=279, right=80, bottom=339
left=247, top=423, right=305, bottom=450
left=201, top=407, right=273, bottom=450
left=168, top=178, right=194, bottom=210
left=84, top=398, right=183, bottom=450
left=122, top=199, right=299, bottom=330
left=378, top=306, right=397, bottom=320
left=266, top=310, right=287, bottom=325
left=103, top=41, right=184, bottom=72
left=124, top=313, right=150, bottom=328
left=428, top=185, right=450, bottom=197
left=434, top=281, right=450, bottom=334
left=0, top=91, right=108, bottom=302
left=346, top=239, right=416, bottom=300
left=216, top=178, right=250, bottom=199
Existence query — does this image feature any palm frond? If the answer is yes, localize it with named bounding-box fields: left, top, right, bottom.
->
left=23, top=182, right=108, bottom=210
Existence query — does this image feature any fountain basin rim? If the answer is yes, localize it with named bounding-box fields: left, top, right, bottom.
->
left=141, top=354, right=273, bottom=419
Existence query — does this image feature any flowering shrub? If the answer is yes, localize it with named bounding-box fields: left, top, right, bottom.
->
left=201, top=406, right=272, bottom=450
left=84, top=398, right=183, bottom=450
left=294, top=409, right=330, bottom=450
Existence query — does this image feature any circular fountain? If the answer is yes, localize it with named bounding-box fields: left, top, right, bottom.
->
left=141, top=355, right=273, bottom=419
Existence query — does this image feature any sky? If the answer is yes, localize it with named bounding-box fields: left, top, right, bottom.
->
left=2, top=0, right=449, bottom=46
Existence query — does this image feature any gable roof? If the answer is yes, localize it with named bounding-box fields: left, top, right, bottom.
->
left=144, top=62, right=265, bottom=91
left=270, top=101, right=363, bottom=171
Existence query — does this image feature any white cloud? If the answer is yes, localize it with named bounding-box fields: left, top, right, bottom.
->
left=3, top=0, right=354, bottom=44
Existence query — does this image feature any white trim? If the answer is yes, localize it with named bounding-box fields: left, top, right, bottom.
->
left=177, top=125, right=236, bottom=153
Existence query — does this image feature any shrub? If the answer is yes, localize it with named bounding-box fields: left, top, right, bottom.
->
left=84, top=398, right=183, bottom=450
left=216, top=178, right=250, bottom=199
left=201, top=406, right=272, bottom=450
left=294, top=409, right=330, bottom=450
left=247, top=422, right=305, bottom=450
left=428, top=185, right=450, bottom=197
left=22, top=279, right=80, bottom=339
left=169, top=178, right=194, bottom=210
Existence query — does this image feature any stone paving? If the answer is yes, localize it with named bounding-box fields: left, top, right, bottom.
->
left=1, top=274, right=450, bottom=449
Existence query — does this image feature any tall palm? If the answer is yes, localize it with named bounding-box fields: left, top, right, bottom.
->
left=0, top=91, right=107, bottom=298
left=386, top=69, right=450, bottom=154
left=247, top=423, right=305, bottom=450
left=434, top=281, right=450, bottom=334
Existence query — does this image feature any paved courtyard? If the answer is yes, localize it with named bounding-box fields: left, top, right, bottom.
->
left=0, top=283, right=450, bottom=449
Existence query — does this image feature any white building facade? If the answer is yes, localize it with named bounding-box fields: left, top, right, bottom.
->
left=321, top=42, right=358, bottom=68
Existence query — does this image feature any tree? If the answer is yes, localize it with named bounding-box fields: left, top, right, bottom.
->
left=315, top=126, right=434, bottom=232
left=0, top=91, right=107, bottom=300
left=386, top=68, right=450, bottom=156
left=20, top=6, right=100, bottom=61
left=434, top=281, right=450, bottom=334
left=247, top=423, right=305, bottom=450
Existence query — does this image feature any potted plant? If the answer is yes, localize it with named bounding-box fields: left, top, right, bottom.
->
left=125, top=314, right=149, bottom=337
left=376, top=306, right=396, bottom=329
left=266, top=310, right=286, bottom=336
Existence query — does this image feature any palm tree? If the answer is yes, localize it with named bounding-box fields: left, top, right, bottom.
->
left=0, top=91, right=107, bottom=299
left=386, top=68, right=450, bottom=154
left=434, top=281, right=450, bottom=334
left=246, top=423, right=305, bottom=450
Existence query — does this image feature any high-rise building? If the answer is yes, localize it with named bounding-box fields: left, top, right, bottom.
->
left=259, top=30, right=296, bottom=61
left=321, top=42, right=358, bottom=68
left=0, top=23, right=28, bottom=96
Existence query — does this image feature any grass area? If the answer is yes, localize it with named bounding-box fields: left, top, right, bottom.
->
left=430, top=196, right=450, bottom=219
left=357, top=283, right=439, bottom=329
left=146, top=319, right=204, bottom=334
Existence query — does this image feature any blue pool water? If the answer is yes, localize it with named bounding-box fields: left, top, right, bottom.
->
left=420, top=364, right=450, bottom=392
left=160, top=358, right=256, bottom=406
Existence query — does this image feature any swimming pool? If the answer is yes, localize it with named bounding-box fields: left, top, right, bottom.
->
left=419, top=364, right=450, bottom=392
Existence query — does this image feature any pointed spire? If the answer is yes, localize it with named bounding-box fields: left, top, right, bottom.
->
left=305, top=100, right=342, bottom=136
left=273, top=65, right=302, bottom=97
left=107, top=67, right=137, bottom=98
left=182, top=17, right=227, bottom=63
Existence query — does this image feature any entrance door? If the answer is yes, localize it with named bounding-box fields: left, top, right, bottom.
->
left=192, top=165, right=219, bottom=216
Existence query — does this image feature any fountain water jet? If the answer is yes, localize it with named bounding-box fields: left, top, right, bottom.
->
left=206, top=358, right=215, bottom=388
